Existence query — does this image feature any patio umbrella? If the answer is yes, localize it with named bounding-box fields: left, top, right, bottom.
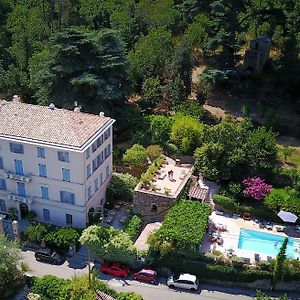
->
left=277, top=210, right=298, bottom=223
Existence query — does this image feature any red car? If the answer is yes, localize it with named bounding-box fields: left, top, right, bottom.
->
left=133, top=269, right=158, bottom=284
left=100, top=261, right=130, bottom=278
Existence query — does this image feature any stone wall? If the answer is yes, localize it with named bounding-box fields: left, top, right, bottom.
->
left=133, top=190, right=176, bottom=222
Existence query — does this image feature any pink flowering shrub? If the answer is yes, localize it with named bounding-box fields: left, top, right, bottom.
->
left=242, top=177, right=272, bottom=201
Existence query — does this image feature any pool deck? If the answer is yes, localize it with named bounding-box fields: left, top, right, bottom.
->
left=200, top=212, right=300, bottom=263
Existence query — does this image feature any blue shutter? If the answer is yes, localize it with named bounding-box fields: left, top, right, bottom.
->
left=41, top=186, right=49, bottom=199
left=0, top=157, right=3, bottom=169
left=70, top=193, right=75, bottom=204
left=14, top=160, right=24, bottom=175
left=17, top=182, right=26, bottom=196
left=0, top=199, right=6, bottom=211
left=43, top=209, right=50, bottom=221
left=0, top=179, right=6, bottom=190
left=62, top=168, right=70, bottom=181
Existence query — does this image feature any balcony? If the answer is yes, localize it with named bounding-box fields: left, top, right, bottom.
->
left=8, top=193, right=34, bottom=205
left=4, top=170, right=32, bottom=182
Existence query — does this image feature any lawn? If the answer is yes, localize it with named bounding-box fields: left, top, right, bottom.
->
left=277, top=145, right=300, bottom=169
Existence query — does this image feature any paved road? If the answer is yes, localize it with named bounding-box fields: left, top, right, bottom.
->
left=21, top=250, right=297, bottom=300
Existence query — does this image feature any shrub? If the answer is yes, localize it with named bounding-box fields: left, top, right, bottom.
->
left=213, top=195, right=238, bottom=213
left=117, top=292, right=143, bottom=300
left=26, top=224, right=49, bottom=243
left=124, top=215, right=143, bottom=239
left=26, top=211, right=37, bottom=222
left=242, top=177, right=272, bottom=201
left=139, top=155, right=164, bottom=185
left=44, top=228, right=80, bottom=250
left=123, top=144, right=147, bottom=167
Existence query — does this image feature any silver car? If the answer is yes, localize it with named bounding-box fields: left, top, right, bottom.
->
left=167, top=273, right=199, bottom=291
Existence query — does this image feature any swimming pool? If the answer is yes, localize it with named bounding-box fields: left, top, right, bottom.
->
left=238, top=228, right=300, bottom=259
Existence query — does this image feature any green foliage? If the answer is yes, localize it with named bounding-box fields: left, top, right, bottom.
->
left=282, top=146, right=294, bottom=162
left=44, top=228, right=80, bottom=250
left=128, top=27, right=173, bottom=85
left=273, top=238, right=288, bottom=289
left=140, top=155, right=164, bottom=186
left=256, top=290, right=288, bottom=300
left=175, top=100, right=205, bottom=121
left=194, top=119, right=277, bottom=181
left=107, top=172, right=138, bottom=202
left=170, top=115, right=204, bottom=154
left=31, top=275, right=70, bottom=300
left=117, top=292, right=143, bottom=300
left=26, top=224, right=49, bottom=243
left=150, top=201, right=211, bottom=257
left=146, top=145, right=164, bottom=161
left=147, top=115, right=174, bottom=145
left=124, top=215, right=143, bottom=239
left=140, top=76, right=162, bottom=110
left=0, top=234, right=24, bottom=299
left=213, top=195, right=238, bottom=212
left=123, top=144, right=147, bottom=167
left=80, top=226, right=137, bottom=265
left=29, top=28, right=129, bottom=114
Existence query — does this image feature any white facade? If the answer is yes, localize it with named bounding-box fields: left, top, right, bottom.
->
left=0, top=101, right=114, bottom=228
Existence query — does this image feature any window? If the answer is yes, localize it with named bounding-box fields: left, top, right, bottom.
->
left=94, top=178, right=99, bottom=191
left=104, top=128, right=111, bottom=140
left=86, top=148, right=90, bottom=159
left=87, top=164, right=91, bottom=178
left=14, top=160, right=24, bottom=175
left=0, top=157, right=3, bottom=169
left=104, top=144, right=111, bottom=159
left=92, top=141, right=97, bottom=153
left=41, top=186, right=49, bottom=199
left=17, top=182, right=26, bottom=196
left=0, top=199, right=6, bottom=212
left=60, top=191, right=75, bottom=204
left=92, top=152, right=104, bottom=172
left=9, top=143, right=24, bottom=154
left=105, top=165, right=110, bottom=179
left=88, top=186, right=92, bottom=200
left=62, top=168, right=70, bottom=182
left=37, top=147, right=45, bottom=158
left=38, top=164, right=47, bottom=177
left=58, top=151, right=69, bottom=162
left=96, top=135, right=103, bottom=148
left=0, top=179, right=6, bottom=190
left=66, top=213, right=73, bottom=226
left=100, top=173, right=103, bottom=186
left=43, top=209, right=50, bottom=221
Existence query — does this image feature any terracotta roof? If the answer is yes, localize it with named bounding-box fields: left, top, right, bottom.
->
left=188, top=184, right=209, bottom=201
left=95, top=290, right=116, bottom=300
left=0, top=100, right=111, bottom=148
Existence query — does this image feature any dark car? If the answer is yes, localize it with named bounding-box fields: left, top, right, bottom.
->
left=133, top=269, right=158, bottom=284
left=100, top=261, right=130, bottom=278
left=35, top=248, right=65, bottom=265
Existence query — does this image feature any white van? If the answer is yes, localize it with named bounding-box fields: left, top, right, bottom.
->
left=167, top=273, right=199, bottom=291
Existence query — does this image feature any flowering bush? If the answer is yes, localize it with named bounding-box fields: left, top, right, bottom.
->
left=242, top=177, right=272, bottom=201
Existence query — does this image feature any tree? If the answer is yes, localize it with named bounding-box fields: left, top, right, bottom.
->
left=140, top=76, right=162, bottom=110
left=103, top=231, right=137, bottom=265
left=123, top=144, right=147, bottom=167
left=147, top=115, right=174, bottom=145
left=282, top=146, right=294, bottom=163
left=175, top=100, right=205, bottom=121
left=44, top=228, right=80, bottom=249
left=170, top=115, right=204, bottom=154
left=128, top=27, right=173, bottom=86
left=0, top=234, right=23, bottom=299
left=29, top=28, right=129, bottom=115
left=107, top=172, right=138, bottom=202
left=272, top=237, right=288, bottom=290
left=146, top=145, right=164, bottom=161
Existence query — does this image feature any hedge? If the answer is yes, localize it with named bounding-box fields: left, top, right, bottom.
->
left=213, top=195, right=238, bottom=212
left=156, top=257, right=272, bottom=282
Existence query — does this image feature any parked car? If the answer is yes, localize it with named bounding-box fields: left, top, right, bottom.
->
left=133, top=269, right=158, bottom=284
left=35, top=248, right=65, bottom=265
left=167, top=273, right=199, bottom=291
left=100, top=261, right=130, bottom=278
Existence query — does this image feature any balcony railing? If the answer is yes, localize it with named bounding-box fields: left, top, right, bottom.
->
left=4, top=170, right=32, bottom=182
left=8, top=193, right=34, bottom=205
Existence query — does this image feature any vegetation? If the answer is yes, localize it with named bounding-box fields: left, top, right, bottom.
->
left=149, top=200, right=211, bottom=257
left=123, top=144, right=148, bottom=167
left=124, top=215, right=143, bottom=239
left=140, top=155, right=165, bottom=186
left=0, top=234, right=24, bottom=299
left=80, top=225, right=137, bottom=265
left=44, top=228, right=80, bottom=250
left=26, top=223, right=49, bottom=243
left=146, top=145, right=164, bottom=161
left=242, top=177, right=273, bottom=201
left=256, top=291, right=288, bottom=300
left=107, top=172, right=138, bottom=202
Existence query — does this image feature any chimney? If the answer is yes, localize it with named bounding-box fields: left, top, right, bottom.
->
left=48, top=103, right=55, bottom=110
left=99, top=111, right=104, bottom=117
left=12, top=95, right=21, bottom=102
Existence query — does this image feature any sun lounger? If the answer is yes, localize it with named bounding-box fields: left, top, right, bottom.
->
left=179, top=170, right=186, bottom=180
left=274, top=225, right=285, bottom=232
left=158, top=172, right=166, bottom=180
left=266, top=222, right=273, bottom=230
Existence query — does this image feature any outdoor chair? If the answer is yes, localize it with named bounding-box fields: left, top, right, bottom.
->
left=243, top=212, right=251, bottom=221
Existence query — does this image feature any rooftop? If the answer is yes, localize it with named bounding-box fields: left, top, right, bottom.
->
left=0, top=100, right=112, bottom=149
left=135, top=157, right=193, bottom=198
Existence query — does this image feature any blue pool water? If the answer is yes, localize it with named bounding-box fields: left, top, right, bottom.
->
left=238, top=229, right=300, bottom=259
